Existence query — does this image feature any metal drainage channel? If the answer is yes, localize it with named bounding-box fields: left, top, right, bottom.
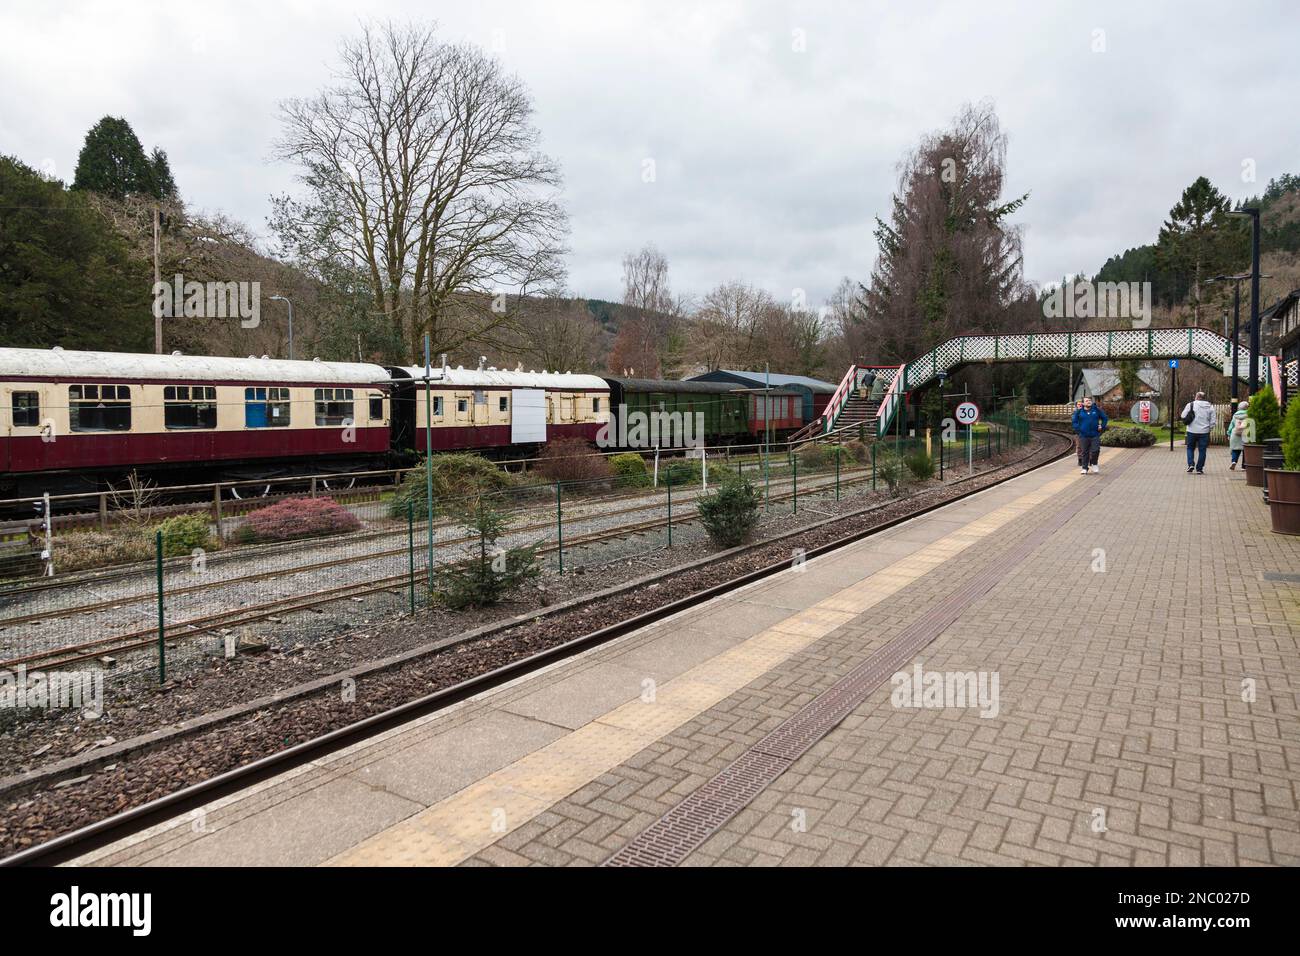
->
left=604, top=451, right=1139, bottom=867
left=1, top=438, right=1068, bottom=868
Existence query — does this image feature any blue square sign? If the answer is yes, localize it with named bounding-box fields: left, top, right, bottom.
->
left=1168, top=359, right=1179, bottom=368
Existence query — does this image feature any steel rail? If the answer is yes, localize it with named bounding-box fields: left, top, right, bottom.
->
left=0, top=429, right=1068, bottom=867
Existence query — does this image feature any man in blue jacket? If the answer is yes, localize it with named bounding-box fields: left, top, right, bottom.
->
left=1071, top=396, right=1109, bottom=474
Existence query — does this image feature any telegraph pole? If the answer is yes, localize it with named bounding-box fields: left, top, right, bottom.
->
left=153, top=205, right=162, bottom=354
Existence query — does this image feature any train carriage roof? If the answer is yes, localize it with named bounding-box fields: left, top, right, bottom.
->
left=605, top=377, right=801, bottom=395
left=396, top=366, right=608, bottom=390
left=686, top=369, right=837, bottom=393
left=0, top=348, right=390, bottom=385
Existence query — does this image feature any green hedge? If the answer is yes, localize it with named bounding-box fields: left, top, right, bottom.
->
left=1100, top=426, right=1156, bottom=447
left=610, top=452, right=651, bottom=487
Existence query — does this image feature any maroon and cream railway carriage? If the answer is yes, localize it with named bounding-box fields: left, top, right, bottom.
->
left=0, top=347, right=392, bottom=496
left=389, top=363, right=610, bottom=452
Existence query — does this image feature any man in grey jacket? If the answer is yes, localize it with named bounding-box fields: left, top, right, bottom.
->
left=1181, top=391, right=1217, bottom=475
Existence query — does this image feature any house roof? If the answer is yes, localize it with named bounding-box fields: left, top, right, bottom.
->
left=687, top=369, right=836, bottom=393
left=1262, top=289, right=1300, bottom=347
left=1076, top=366, right=1161, bottom=397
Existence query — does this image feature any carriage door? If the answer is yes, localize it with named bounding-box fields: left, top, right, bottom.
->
left=1, top=388, right=11, bottom=471
left=511, top=389, right=546, bottom=443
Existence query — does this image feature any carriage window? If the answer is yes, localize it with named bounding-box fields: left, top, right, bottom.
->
left=244, top=387, right=290, bottom=428
left=11, top=392, right=39, bottom=427
left=593, top=397, right=601, bottom=413
left=457, top=398, right=468, bottom=413
left=432, top=396, right=443, bottom=416
left=498, top=396, right=508, bottom=412
left=369, top=396, right=384, bottom=420
left=314, top=388, right=354, bottom=426
left=164, top=385, right=218, bottom=429
left=69, top=384, right=132, bottom=432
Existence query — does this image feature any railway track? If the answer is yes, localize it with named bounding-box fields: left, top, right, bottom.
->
left=0, top=463, right=882, bottom=672
left=0, top=457, right=808, bottom=600
left=0, top=429, right=1069, bottom=866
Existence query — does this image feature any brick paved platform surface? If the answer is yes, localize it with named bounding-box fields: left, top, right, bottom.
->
left=76, top=447, right=1300, bottom=867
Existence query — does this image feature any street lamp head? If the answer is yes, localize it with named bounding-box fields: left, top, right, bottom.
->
left=269, top=295, right=288, bottom=302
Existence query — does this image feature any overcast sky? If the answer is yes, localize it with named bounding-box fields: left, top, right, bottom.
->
left=3, top=0, right=1297, bottom=308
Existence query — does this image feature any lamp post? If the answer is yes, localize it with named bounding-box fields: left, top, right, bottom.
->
left=1227, top=208, right=1263, bottom=395
left=1208, top=270, right=1270, bottom=401
left=268, top=295, right=294, bottom=360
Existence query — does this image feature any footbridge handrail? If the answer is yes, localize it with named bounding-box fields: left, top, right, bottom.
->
left=821, top=363, right=859, bottom=435
left=896, top=326, right=1268, bottom=397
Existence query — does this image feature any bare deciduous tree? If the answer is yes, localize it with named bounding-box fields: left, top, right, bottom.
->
left=621, top=244, right=674, bottom=314
left=513, top=297, right=603, bottom=372
left=690, top=280, right=774, bottom=370
left=273, top=21, right=568, bottom=362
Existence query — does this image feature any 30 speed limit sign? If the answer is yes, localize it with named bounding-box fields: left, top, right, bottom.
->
left=955, top=401, right=981, bottom=425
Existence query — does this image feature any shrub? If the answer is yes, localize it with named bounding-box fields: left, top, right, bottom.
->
left=873, top=449, right=911, bottom=496
left=1246, top=387, right=1282, bottom=442
left=435, top=503, right=540, bottom=608
left=609, top=452, right=651, bottom=488
left=389, top=454, right=515, bottom=520
left=796, top=443, right=850, bottom=471
left=697, top=475, right=762, bottom=547
left=55, top=529, right=155, bottom=572
left=903, top=450, right=935, bottom=479
left=236, top=497, right=361, bottom=543
left=840, top=439, right=870, bottom=463
left=154, top=513, right=214, bottom=557
left=1281, top=396, right=1300, bottom=470
left=795, top=443, right=831, bottom=470
left=1100, top=426, right=1156, bottom=447
left=533, top=438, right=612, bottom=484
left=664, top=458, right=702, bottom=486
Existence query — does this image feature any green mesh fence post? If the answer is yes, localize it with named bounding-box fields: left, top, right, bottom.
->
left=792, top=455, right=798, bottom=514
left=666, top=475, right=673, bottom=548
left=155, top=530, right=165, bottom=685
left=556, top=482, right=563, bottom=574
left=407, top=500, right=416, bottom=613
left=835, top=448, right=840, bottom=500
left=872, top=442, right=877, bottom=492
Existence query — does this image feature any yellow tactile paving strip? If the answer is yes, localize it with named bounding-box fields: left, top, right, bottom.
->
left=328, top=470, right=1080, bottom=866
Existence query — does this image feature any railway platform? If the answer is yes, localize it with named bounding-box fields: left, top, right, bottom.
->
left=73, top=446, right=1300, bottom=867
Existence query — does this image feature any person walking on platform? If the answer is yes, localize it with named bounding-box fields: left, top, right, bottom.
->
left=1070, top=400, right=1083, bottom=459
left=1181, top=391, right=1217, bottom=475
left=1071, top=396, right=1108, bottom=474
left=1227, top=399, right=1249, bottom=470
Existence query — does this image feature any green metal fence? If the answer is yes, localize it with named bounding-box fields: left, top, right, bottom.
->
left=0, top=420, right=1035, bottom=707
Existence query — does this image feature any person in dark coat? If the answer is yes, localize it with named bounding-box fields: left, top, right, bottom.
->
left=1071, top=396, right=1109, bottom=474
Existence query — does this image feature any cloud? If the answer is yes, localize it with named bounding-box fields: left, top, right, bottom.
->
left=2, top=0, right=1296, bottom=311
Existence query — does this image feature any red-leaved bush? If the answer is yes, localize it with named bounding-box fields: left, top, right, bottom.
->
left=237, top=497, right=361, bottom=543
left=533, top=438, right=612, bottom=483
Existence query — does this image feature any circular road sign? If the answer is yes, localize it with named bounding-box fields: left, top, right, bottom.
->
left=955, top=401, right=981, bottom=426
left=1131, top=400, right=1159, bottom=424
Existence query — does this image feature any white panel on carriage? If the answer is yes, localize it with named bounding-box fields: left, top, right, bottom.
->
left=511, top=389, right=546, bottom=443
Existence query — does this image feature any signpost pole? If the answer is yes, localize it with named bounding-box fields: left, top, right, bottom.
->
left=1169, top=360, right=1177, bottom=452
left=424, top=335, right=434, bottom=602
